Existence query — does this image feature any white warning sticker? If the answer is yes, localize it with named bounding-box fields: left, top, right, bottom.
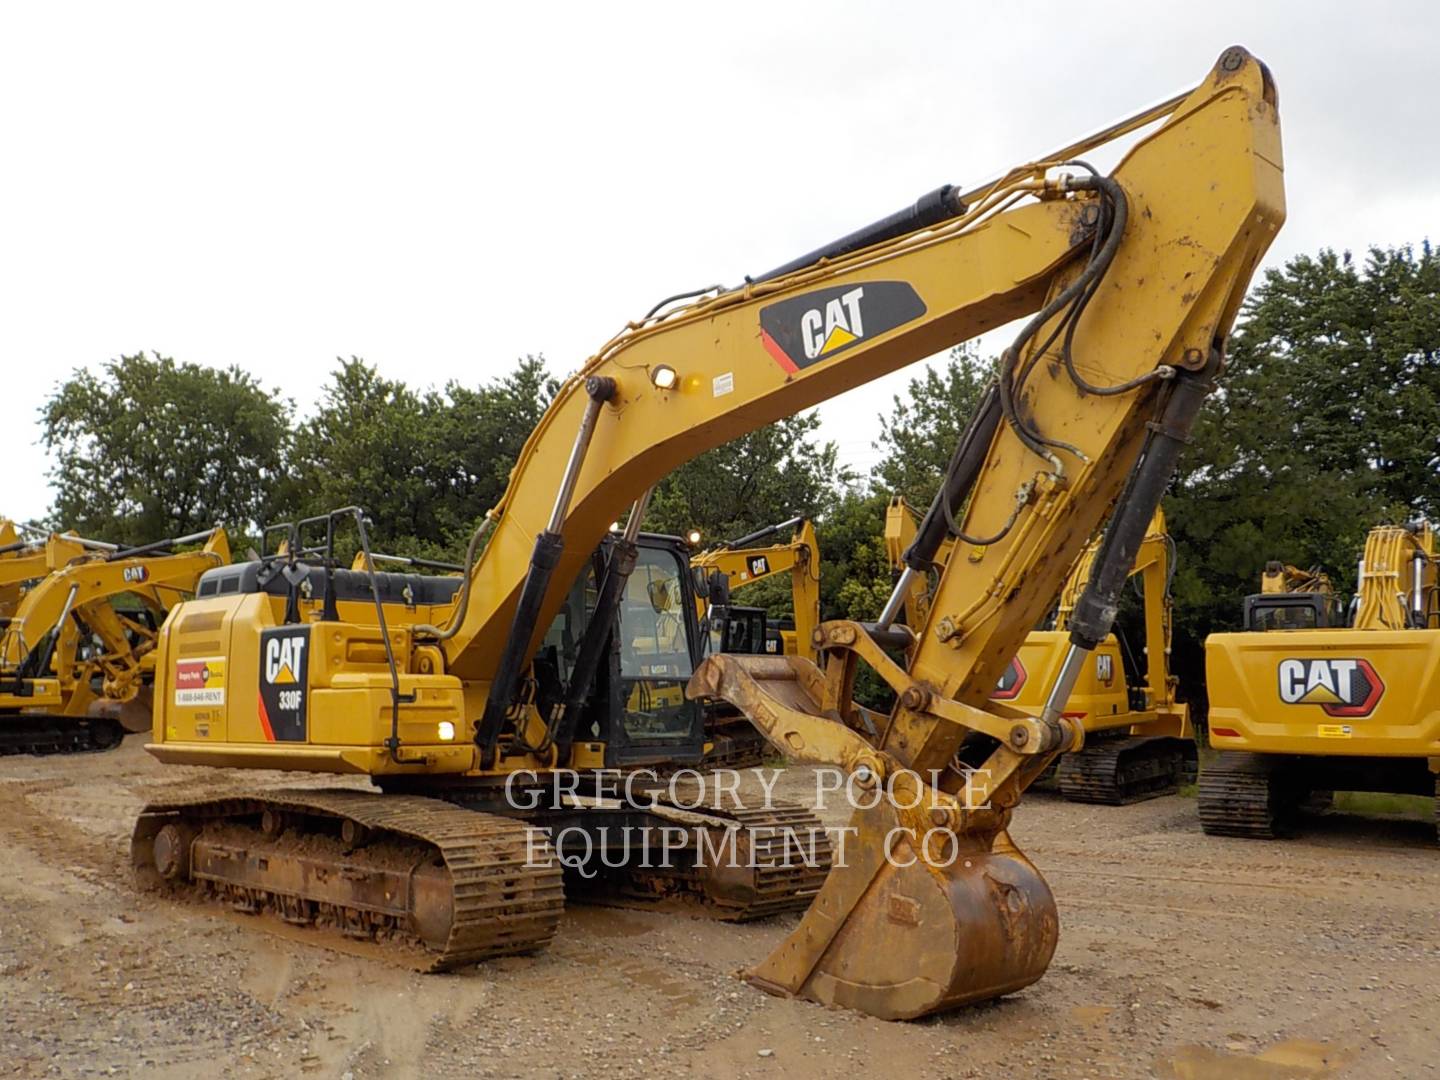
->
left=712, top=372, right=734, bottom=397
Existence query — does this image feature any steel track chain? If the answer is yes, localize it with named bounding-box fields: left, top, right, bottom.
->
left=133, top=789, right=564, bottom=970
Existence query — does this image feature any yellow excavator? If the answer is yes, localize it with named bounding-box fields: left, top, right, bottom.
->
left=0, top=524, right=112, bottom=616
left=1201, top=521, right=1438, bottom=838
left=689, top=516, right=822, bottom=766
left=1260, top=561, right=1335, bottom=600
left=0, top=519, right=26, bottom=618
left=130, top=48, right=1282, bottom=1021
left=1, top=527, right=230, bottom=753
left=691, top=516, right=821, bottom=660
left=887, top=499, right=1192, bottom=801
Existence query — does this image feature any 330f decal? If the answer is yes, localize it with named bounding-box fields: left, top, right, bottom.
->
left=258, top=626, right=311, bottom=741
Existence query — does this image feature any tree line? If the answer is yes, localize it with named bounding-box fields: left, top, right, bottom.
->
left=35, top=243, right=1440, bottom=702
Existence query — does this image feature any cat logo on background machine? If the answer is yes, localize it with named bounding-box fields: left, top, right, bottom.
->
left=1276, top=658, right=1384, bottom=717
left=258, top=626, right=310, bottom=741
left=991, top=656, right=1027, bottom=700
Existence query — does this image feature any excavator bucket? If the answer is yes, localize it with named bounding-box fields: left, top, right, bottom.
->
left=111, top=686, right=156, bottom=734
left=689, top=653, right=1059, bottom=1020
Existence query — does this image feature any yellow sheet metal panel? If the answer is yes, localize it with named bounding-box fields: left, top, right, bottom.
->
left=1206, top=627, right=1440, bottom=756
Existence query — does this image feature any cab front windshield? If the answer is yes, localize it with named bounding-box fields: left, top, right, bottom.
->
left=618, top=547, right=696, bottom=744
left=1248, top=597, right=1330, bottom=631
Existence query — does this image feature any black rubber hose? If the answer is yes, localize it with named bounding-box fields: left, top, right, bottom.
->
left=1068, top=355, right=1219, bottom=649
left=475, top=530, right=565, bottom=757
left=903, top=383, right=1003, bottom=573
left=552, top=537, right=640, bottom=759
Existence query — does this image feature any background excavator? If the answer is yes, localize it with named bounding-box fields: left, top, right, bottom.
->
left=1247, top=560, right=1344, bottom=629
left=0, top=523, right=114, bottom=618
left=0, top=518, right=27, bottom=618
left=1201, top=520, right=1439, bottom=838
left=1, top=527, right=230, bottom=754
left=130, top=47, right=1282, bottom=1021
left=690, top=517, right=822, bottom=767
left=887, top=499, right=1193, bottom=802
left=691, top=516, right=821, bottom=660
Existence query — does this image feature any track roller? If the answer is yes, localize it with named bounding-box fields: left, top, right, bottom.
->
left=132, top=789, right=564, bottom=970
left=1056, top=735, right=1197, bottom=805
left=1197, top=751, right=1300, bottom=838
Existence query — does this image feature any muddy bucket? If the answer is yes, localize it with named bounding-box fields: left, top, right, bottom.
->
left=746, top=799, right=1057, bottom=1020
left=689, top=651, right=1059, bottom=1020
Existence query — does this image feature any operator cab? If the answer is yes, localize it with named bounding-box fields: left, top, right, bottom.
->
left=1243, top=591, right=1346, bottom=631
left=539, top=533, right=707, bottom=768
left=705, top=604, right=781, bottom=656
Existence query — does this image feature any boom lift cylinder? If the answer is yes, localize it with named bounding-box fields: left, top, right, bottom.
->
left=553, top=488, right=655, bottom=756
left=720, top=516, right=805, bottom=551
left=476, top=376, right=617, bottom=757
left=879, top=386, right=1003, bottom=630
left=753, top=184, right=966, bottom=284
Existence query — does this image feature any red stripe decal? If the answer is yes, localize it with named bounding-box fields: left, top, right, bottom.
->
left=760, top=329, right=799, bottom=374
left=257, top=691, right=276, bottom=742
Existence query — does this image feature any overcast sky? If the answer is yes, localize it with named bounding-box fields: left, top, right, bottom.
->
left=2, top=1, right=1434, bottom=525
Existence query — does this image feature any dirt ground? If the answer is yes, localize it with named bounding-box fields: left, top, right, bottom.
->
left=2, top=739, right=1438, bottom=1080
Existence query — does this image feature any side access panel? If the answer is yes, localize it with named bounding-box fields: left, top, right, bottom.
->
left=1206, top=628, right=1440, bottom=757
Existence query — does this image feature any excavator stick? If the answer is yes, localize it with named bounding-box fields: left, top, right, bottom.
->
left=689, top=47, right=1283, bottom=1019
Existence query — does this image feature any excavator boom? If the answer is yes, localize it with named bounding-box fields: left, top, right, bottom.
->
left=437, top=51, right=1279, bottom=714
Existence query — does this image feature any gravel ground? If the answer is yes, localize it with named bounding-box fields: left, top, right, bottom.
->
left=2, top=738, right=1437, bottom=1079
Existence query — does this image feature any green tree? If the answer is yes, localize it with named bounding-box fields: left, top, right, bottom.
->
left=1167, top=243, right=1440, bottom=694
left=284, top=356, right=558, bottom=557
left=426, top=357, right=558, bottom=539
left=814, top=488, right=900, bottom=709
left=284, top=359, right=437, bottom=549
left=644, top=412, right=851, bottom=544
left=817, top=489, right=894, bottom=620
left=872, top=345, right=991, bottom=506
left=41, top=353, right=291, bottom=545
